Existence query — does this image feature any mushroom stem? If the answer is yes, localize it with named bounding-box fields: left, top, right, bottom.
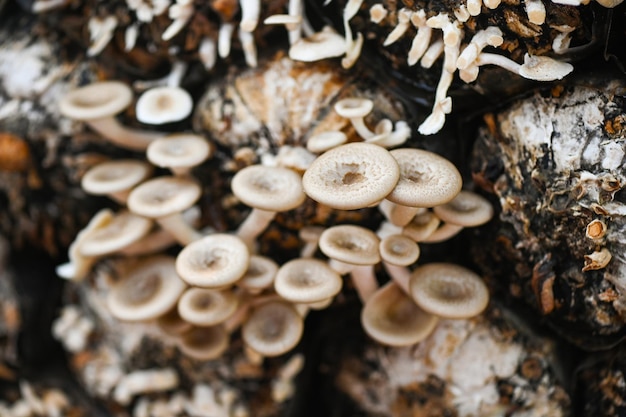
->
left=236, top=208, right=276, bottom=249
left=218, top=23, right=235, bottom=58
left=379, top=199, right=422, bottom=227
left=87, top=117, right=163, bottom=151
left=382, top=262, right=411, bottom=294
left=329, top=259, right=379, bottom=303
left=157, top=213, right=202, bottom=246
left=239, top=0, right=261, bottom=32
left=421, top=223, right=464, bottom=243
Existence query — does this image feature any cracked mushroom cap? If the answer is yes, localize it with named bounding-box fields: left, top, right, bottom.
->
left=361, top=282, right=438, bottom=347
left=231, top=165, right=306, bottom=212
left=387, top=148, right=462, bottom=208
left=177, top=287, right=239, bottom=326
left=238, top=255, right=279, bottom=292
left=81, top=160, right=152, bottom=197
left=106, top=256, right=187, bottom=322
left=59, top=81, right=133, bottom=121
left=409, top=263, right=489, bottom=319
left=274, top=258, right=342, bottom=303
left=302, top=143, right=400, bottom=210
left=176, top=234, right=250, bottom=288
left=379, top=234, right=420, bottom=266
left=146, top=133, right=212, bottom=172
left=177, top=325, right=229, bottom=361
left=242, top=301, right=304, bottom=357
left=127, top=176, right=201, bottom=219
left=433, top=190, right=494, bottom=227
left=136, top=86, right=193, bottom=125
left=79, top=211, right=153, bottom=257
left=319, top=225, right=381, bottom=266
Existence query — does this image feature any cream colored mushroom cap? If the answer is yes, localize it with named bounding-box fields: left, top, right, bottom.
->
left=409, top=263, right=489, bottom=319
left=379, top=234, right=420, bottom=266
left=147, top=134, right=212, bottom=170
left=361, top=282, right=438, bottom=347
left=302, top=143, right=400, bottom=210
left=156, top=307, right=193, bottom=336
left=175, top=234, right=250, bottom=288
left=177, top=287, right=239, bottom=326
left=177, top=325, right=229, bottom=361
left=519, top=54, right=573, bottom=82
left=289, top=26, right=347, bottom=62
left=231, top=165, right=306, bottom=212
left=79, top=211, right=153, bottom=257
left=334, top=98, right=374, bottom=119
left=106, top=256, right=187, bottom=321
left=387, top=148, right=462, bottom=208
left=242, top=301, right=304, bottom=357
left=238, top=255, right=279, bottom=292
left=136, top=86, right=193, bottom=124
left=59, top=81, right=133, bottom=121
left=433, top=190, right=493, bottom=227
left=274, top=258, right=342, bottom=303
left=306, top=131, right=347, bottom=154
left=127, top=176, right=201, bottom=218
left=81, top=160, right=152, bottom=196
left=319, top=224, right=380, bottom=265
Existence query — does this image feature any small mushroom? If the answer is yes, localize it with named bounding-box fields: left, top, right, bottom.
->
left=302, top=142, right=400, bottom=210
left=78, top=210, right=153, bottom=257
left=242, top=300, right=304, bottom=357
left=106, top=256, right=187, bottom=322
left=333, top=98, right=375, bottom=140
left=146, top=133, right=212, bottom=176
left=177, top=325, right=229, bottom=361
left=81, top=160, right=152, bottom=204
left=175, top=234, right=250, bottom=288
left=428, top=190, right=494, bottom=242
left=274, top=258, right=342, bottom=304
left=177, top=287, right=240, bottom=326
left=379, top=234, right=420, bottom=267
left=136, top=86, right=193, bottom=125
left=306, top=131, right=347, bottom=154
left=238, top=255, right=279, bottom=294
left=409, top=263, right=489, bottom=319
left=289, top=26, right=347, bottom=62
left=127, top=176, right=202, bottom=245
left=59, top=81, right=163, bottom=150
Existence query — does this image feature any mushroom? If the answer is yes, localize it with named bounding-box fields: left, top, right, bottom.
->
left=106, top=256, right=187, bottom=322
left=306, top=131, right=348, bottom=154
left=427, top=190, right=494, bottom=242
left=78, top=210, right=153, bottom=257
left=302, top=142, right=400, bottom=210
left=177, top=287, right=240, bottom=326
left=127, top=176, right=202, bottom=245
left=231, top=165, right=306, bottom=248
left=177, top=325, right=229, bottom=361
left=135, top=86, right=193, bottom=125
left=463, top=53, right=574, bottom=83
left=81, top=160, right=153, bottom=204
left=402, top=210, right=441, bottom=242
left=409, top=263, right=490, bottom=319
left=238, top=255, right=279, bottom=294
left=239, top=0, right=261, bottom=31
left=333, top=98, right=375, bottom=140
left=242, top=300, right=304, bottom=357
left=175, top=234, right=250, bottom=288
left=156, top=307, right=193, bottom=337
left=319, top=225, right=381, bottom=303
left=361, top=281, right=438, bottom=347
left=289, top=26, right=347, bottom=62
left=146, top=133, right=212, bottom=176
left=383, top=148, right=463, bottom=227
left=299, top=226, right=325, bottom=258
left=59, top=81, right=163, bottom=151
left=274, top=258, right=342, bottom=304
left=379, top=234, right=420, bottom=267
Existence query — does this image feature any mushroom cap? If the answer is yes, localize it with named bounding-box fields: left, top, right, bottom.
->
left=319, top=224, right=380, bottom=265
left=135, top=86, right=193, bottom=125
left=274, top=258, right=342, bottom=303
left=333, top=98, right=374, bottom=119
left=231, top=165, right=306, bottom=212
left=433, top=190, right=494, bottom=227
left=177, top=287, right=239, bottom=326
left=79, top=211, right=153, bottom=257
left=59, top=81, right=133, bottom=121
left=177, top=325, right=229, bottom=361
left=306, top=131, right=347, bottom=154
left=242, top=301, right=303, bottom=357
left=289, top=26, right=347, bottom=62
left=361, top=282, right=438, bottom=347
left=409, top=263, right=489, bottom=319
left=156, top=307, right=193, bottom=336
left=387, top=148, right=462, bottom=208
left=106, top=256, right=187, bottom=322
left=519, top=54, right=574, bottom=82
left=81, top=160, right=152, bottom=196
left=379, top=234, right=420, bottom=266
left=175, top=234, right=250, bottom=288
left=238, top=255, right=279, bottom=292
left=147, top=134, right=212, bottom=170
left=302, top=143, right=400, bottom=210
left=127, top=176, right=201, bottom=219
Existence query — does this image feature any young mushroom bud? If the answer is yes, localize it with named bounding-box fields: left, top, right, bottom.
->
left=81, top=160, right=153, bottom=204
left=333, top=98, right=375, bottom=140
left=177, top=288, right=240, bottom=326
left=59, top=81, right=163, bottom=151
left=146, top=133, right=212, bottom=176
left=242, top=300, right=304, bottom=357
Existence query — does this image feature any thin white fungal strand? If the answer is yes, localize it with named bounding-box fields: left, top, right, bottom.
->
left=218, top=22, right=235, bottom=58
left=383, top=8, right=412, bottom=46
left=456, top=26, right=503, bottom=69
left=524, top=0, right=546, bottom=25
left=370, top=3, right=388, bottom=23
left=408, top=10, right=431, bottom=66
left=87, top=16, right=118, bottom=56
left=288, top=0, right=304, bottom=44
left=162, top=0, right=194, bottom=41
left=239, top=0, right=261, bottom=32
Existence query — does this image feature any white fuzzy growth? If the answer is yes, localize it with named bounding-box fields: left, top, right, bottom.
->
left=601, top=141, right=626, bottom=170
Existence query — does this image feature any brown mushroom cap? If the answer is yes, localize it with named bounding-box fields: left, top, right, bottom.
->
left=106, top=256, right=187, bottom=322
left=433, top=190, right=494, bottom=227
left=177, top=287, right=240, bottom=326
left=361, top=282, right=438, bottom=347
left=409, top=263, right=489, bottom=319
left=274, top=258, right=342, bottom=303
left=79, top=211, right=153, bottom=257
left=319, top=224, right=380, bottom=266
left=81, top=160, right=152, bottom=197
left=146, top=134, right=212, bottom=172
left=59, top=81, right=133, bottom=121
left=242, top=301, right=303, bottom=357
left=238, top=255, right=279, bottom=292
left=177, top=325, right=229, bottom=361
left=231, top=165, right=306, bottom=212
left=302, top=143, right=400, bottom=210
left=387, top=148, right=462, bottom=208
left=379, top=234, right=420, bottom=266
left=175, top=234, right=250, bottom=288
left=127, top=176, right=201, bottom=219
